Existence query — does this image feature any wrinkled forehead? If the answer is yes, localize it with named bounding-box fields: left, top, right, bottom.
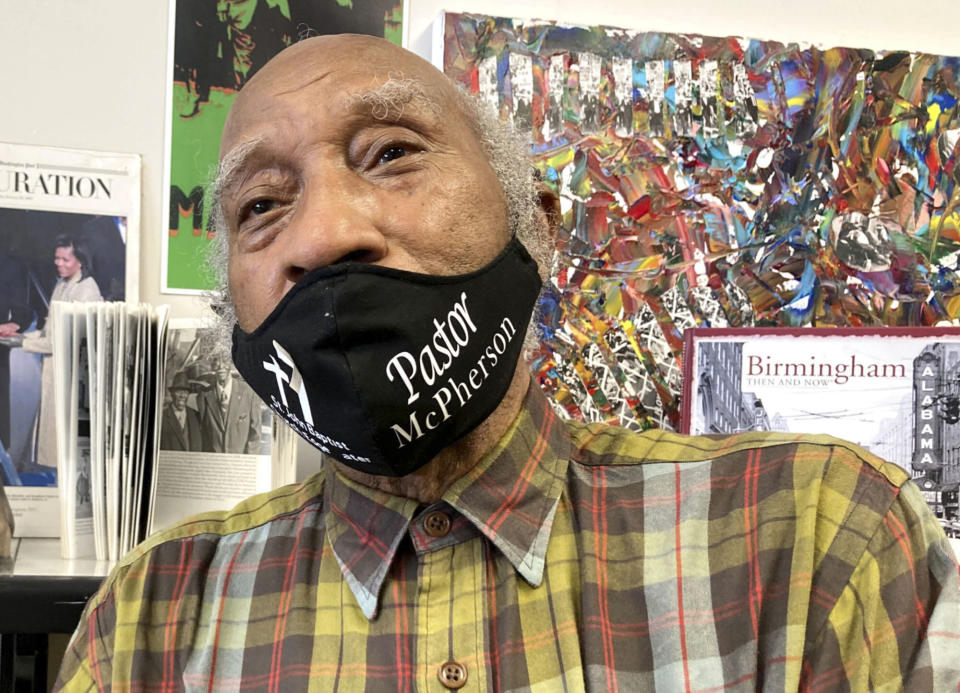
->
left=219, top=39, right=460, bottom=158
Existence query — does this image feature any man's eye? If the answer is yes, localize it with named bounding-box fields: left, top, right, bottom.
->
left=377, top=146, right=407, bottom=165
left=248, top=199, right=276, bottom=216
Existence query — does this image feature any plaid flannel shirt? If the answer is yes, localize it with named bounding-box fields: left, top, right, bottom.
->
left=56, top=382, right=960, bottom=691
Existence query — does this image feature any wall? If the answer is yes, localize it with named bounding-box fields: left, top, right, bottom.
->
left=1, top=0, right=957, bottom=319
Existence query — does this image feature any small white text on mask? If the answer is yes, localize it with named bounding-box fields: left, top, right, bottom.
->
left=387, top=297, right=518, bottom=449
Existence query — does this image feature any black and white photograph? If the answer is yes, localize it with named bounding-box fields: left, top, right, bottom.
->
left=508, top=52, right=533, bottom=130
left=577, top=52, right=601, bottom=134
left=159, top=324, right=270, bottom=456
left=545, top=53, right=565, bottom=140
left=643, top=58, right=665, bottom=137
left=612, top=56, right=634, bottom=137
left=148, top=320, right=285, bottom=536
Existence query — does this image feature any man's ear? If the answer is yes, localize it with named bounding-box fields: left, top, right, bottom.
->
left=536, top=181, right=562, bottom=235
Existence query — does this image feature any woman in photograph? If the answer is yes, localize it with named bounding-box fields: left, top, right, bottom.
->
left=22, top=235, right=103, bottom=472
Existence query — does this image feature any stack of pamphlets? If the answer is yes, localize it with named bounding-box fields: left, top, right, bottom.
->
left=52, top=301, right=168, bottom=560
left=52, top=306, right=297, bottom=561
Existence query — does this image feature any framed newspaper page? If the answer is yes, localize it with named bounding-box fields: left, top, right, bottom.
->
left=681, top=326, right=960, bottom=538
left=0, top=142, right=140, bottom=537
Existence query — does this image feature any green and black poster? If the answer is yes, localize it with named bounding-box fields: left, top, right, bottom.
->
left=164, top=0, right=403, bottom=292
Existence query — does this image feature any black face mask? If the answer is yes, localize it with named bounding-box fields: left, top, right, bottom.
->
left=232, top=237, right=542, bottom=477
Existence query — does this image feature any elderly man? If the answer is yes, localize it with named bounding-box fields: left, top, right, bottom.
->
left=159, top=372, right=203, bottom=452
left=196, top=358, right=262, bottom=454
left=56, top=35, right=960, bottom=691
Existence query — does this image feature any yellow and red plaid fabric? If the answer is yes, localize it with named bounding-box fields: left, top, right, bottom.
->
left=56, top=383, right=960, bottom=691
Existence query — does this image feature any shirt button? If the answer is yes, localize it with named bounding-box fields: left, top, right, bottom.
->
left=438, top=661, right=467, bottom=689
left=423, top=510, right=452, bottom=538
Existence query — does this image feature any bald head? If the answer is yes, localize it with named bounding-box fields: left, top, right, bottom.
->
left=221, top=35, right=465, bottom=159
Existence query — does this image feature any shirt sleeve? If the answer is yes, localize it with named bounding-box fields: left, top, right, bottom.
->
left=20, top=329, right=52, bottom=355
left=803, top=477, right=960, bottom=690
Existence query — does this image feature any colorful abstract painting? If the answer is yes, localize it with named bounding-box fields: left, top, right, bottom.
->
left=165, top=0, right=403, bottom=292
left=441, top=12, right=960, bottom=431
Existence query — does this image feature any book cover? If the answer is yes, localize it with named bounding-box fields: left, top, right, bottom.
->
left=682, top=327, right=960, bottom=538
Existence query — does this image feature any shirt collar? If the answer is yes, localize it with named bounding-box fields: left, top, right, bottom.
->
left=323, top=381, right=571, bottom=620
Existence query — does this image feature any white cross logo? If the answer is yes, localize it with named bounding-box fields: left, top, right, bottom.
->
left=262, top=340, right=314, bottom=426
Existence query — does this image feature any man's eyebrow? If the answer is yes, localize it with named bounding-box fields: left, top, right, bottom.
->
left=212, top=135, right=265, bottom=204
left=355, top=77, right=440, bottom=122
left=211, top=79, right=440, bottom=205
